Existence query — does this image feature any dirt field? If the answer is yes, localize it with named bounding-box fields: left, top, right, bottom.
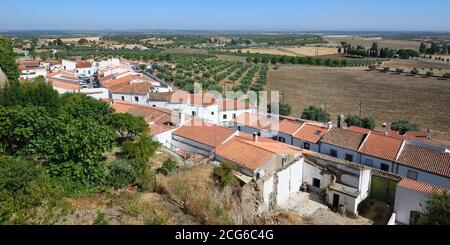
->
left=325, top=36, right=422, bottom=50
left=380, top=59, right=450, bottom=76
left=267, top=65, right=450, bottom=140
left=239, top=46, right=339, bottom=57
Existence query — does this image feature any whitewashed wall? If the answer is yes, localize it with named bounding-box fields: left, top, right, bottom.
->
left=112, top=93, right=148, bottom=105
left=360, top=154, right=393, bottom=172
left=320, top=143, right=359, bottom=163
left=394, top=186, right=430, bottom=225
left=396, top=165, right=450, bottom=188
left=292, top=138, right=320, bottom=152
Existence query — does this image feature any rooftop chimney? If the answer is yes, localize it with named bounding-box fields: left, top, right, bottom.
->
left=337, top=114, right=344, bottom=128
left=253, top=132, right=259, bottom=143
left=382, top=122, right=388, bottom=132
left=427, top=128, right=432, bottom=140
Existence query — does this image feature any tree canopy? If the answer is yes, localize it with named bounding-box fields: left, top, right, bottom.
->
left=345, top=115, right=376, bottom=130
left=416, top=191, right=450, bottom=225
left=0, top=37, right=19, bottom=83
left=301, top=106, right=330, bottom=123
left=391, top=120, right=420, bottom=134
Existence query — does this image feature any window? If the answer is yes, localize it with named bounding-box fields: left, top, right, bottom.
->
left=257, top=132, right=261, bottom=137
left=121, top=96, right=125, bottom=101
left=313, top=178, right=321, bottom=188
left=407, top=170, right=419, bottom=180
left=134, top=96, right=139, bottom=102
left=282, top=156, right=288, bottom=165
left=192, top=111, right=196, bottom=117
left=233, top=113, right=237, bottom=119
left=88, top=70, right=91, bottom=75
left=365, top=158, right=374, bottom=167
left=237, top=126, right=241, bottom=131
left=304, top=142, right=310, bottom=150
left=345, top=154, right=354, bottom=162
left=223, top=114, right=228, bottom=120
left=278, top=137, right=286, bottom=143
left=211, top=111, right=214, bottom=116
left=330, top=149, right=338, bottom=157
left=380, top=163, right=390, bottom=172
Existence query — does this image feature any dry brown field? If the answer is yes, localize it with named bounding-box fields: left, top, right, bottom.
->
left=325, top=36, right=422, bottom=50
left=266, top=65, right=450, bottom=140
left=238, top=46, right=339, bottom=57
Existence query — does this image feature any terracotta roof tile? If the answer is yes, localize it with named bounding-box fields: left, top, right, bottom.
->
left=76, top=61, right=92, bottom=69
left=322, top=127, right=366, bottom=151
left=277, top=120, right=303, bottom=135
left=396, top=144, right=450, bottom=177
left=215, top=135, right=301, bottom=171
left=234, top=112, right=279, bottom=131
left=398, top=178, right=449, bottom=195
left=359, top=133, right=403, bottom=161
left=293, top=124, right=328, bottom=144
left=173, top=119, right=236, bottom=147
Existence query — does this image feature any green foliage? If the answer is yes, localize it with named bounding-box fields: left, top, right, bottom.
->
left=60, top=93, right=114, bottom=124
left=93, top=211, right=109, bottom=225
left=345, top=115, right=376, bottom=130
left=415, top=191, right=450, bottom=225
left=111, top=113, right=148, bottom=139
left=426, top=71, right=434, bottom=77
left=397, top=49, right=420, bottom=59
left=78, top=38, right=89, bottom=45
left=279, top=102, right=292, bottom=116
left=159, top=158, right=178, bottom=175
left=0, top=81, right=61, bottom=115
left=410, top=68, right=419, bottom=76
left=121, top=135, right=160, bottom=161
left=301, top=106, right=330, bottom=123
left=0, top=37, right=19, bottom=83
left=0, top=156, right=56, bottom=224
left=213, top=162, right=238, bottom=188
left=391, top=120, right=420, bottom=134
left=107, top=160, right=134, bottom=189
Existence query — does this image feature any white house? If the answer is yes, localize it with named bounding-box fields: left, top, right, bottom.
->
left=75, top=61, right=97, bottom=77
left=62, top=59, right=77, bottom=71
left=232, top=112, right=279, bottom=138
left=292, top=123, right=330, bottom=152
left=303, top=152, right=372, bottom=215
left=18, top=62, right=48, bottom=80
left=271, top=119, right=303, bottom=145
left=394, top=140, right=450, bottom=188
left=320, top=127, right=367, bottom=163
left=394, top=178, right=449, bottom=225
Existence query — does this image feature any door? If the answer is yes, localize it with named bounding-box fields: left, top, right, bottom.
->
left=333, top=194, right=340, bottom=209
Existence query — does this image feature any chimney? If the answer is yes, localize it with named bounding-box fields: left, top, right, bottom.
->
left=337, top=114, right=344, bottom=128
left=382, top=122, right=388, bottom=132
left=327, top=121, right=333, bottom=129
left=427, top=129, right=432, bottom=140
left=253, top=132, right=259, bottom=143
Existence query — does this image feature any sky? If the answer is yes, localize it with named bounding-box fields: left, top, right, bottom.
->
left=1, top=0, right=450, bottom=31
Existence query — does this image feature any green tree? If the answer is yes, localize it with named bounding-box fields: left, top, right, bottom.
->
left=213, top=162, right=238, bottom=188
left=279, top=102, right=292, bottom=116
left=0, top=37, right=19, bottom=83
left=419, top=43, right=427, bottom=53
left=370, top=42, right=379, bottom=57
left=121, top=135, right=160, bottom=161
left=0, top=80, right=61, bottom=116
left=111, top=113, right=148, bottom=139
left=361, top=117, right=376, bottom=130
left=345, top=115, right=362, bottom=128
left=415, top=191, right=450, bottom=225
left=391, top=120, right=420, bottom=134
left=158, top=158, right=178, bottom=175
left=410, top=68, right=419, bottom=76
left=60, top=93, right=114, bottom=124
left=301, top=106, right=330, bottom=123
left=107, top=160, right=134, bottom=189
left=78, top=38, right=89, bottom=45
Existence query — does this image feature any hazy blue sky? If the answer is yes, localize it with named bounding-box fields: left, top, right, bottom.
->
left=1, top=0, right=449, bottom=31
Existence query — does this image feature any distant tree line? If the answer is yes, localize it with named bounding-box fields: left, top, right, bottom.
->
left=419, top=41, right=450, bottom=55
left=340, top=42, right=420, bottom=59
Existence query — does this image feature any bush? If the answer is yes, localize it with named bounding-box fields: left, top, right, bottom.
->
left=410, top=68, right=419, bottom=76
left=382, top=67, right=390, bottom=73
left=391, top=120, right=420, bottom=134
left=107, top=160, right=134, bottom=189
left=93, top=211, right=109, bottom=225
left=159, top=159, right=178, bottom=175
left=213, top=162, right=238, bottom=188
left=301, top=106, right=330, bottom=123
left=396, top=68, right=404, bottom=74
left=443, top=73, right=450, bottom=80
left=426, top=71, right=434, bottom=77
left=121, top=135, right=160, bottom=161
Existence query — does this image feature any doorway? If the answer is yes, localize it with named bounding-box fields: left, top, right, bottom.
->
left=333, top=194, right=340, bottom=209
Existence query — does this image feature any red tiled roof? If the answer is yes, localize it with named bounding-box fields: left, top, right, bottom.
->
left=277, top=120, right=303, bottom=135
left=293, top=124, right=328, bottom=144
left=173, top=119, right=236, bottom=147
left=322, top=127, right=366, bottom=151
left=49, top=79, right=80, bottom=90
left=110, top=101, right=176, bottom=135
left=234, top=112, right=279, bottom=131
left=218, top=99, right=253, bottom=111
left=358, top=133, right=403, bottom=161
left=396, top=144, right=450, bottom=177
left=215, top=135, right=301, bottom=171
left=76, top=61, right=92, bottom=69
left=397, top=178, right=449, bottom=195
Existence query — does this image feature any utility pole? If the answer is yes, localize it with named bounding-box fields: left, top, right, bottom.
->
left=359, top=100, right=362, bottom=119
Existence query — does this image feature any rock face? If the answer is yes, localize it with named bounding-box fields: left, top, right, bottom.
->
left=0, top=67, right=8, bottom=89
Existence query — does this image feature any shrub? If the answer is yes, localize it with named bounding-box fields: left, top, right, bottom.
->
left=121, top=135, right=160, bottom=161
left=93, top=211, right=109, bottom=225
left=159, top=159, right=178, bottom=175
left=213, top=162, right=238, bottom=188
left=382, top=67, right=390, bottom=73
left=107, top=160, right=134, bottom=189
left=301, top=105, right=330, bottom=123
left=443, top=73, right=450, bottom=80
left=395, top=68, right=404, bottom=74
left=391, top=120, right=420, bottom=134
left=410, top=68, right=419, bottom=76
left=426, top=71, right=434, bottom=77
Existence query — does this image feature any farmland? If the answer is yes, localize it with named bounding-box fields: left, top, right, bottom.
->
left=266, top=65, right=450, bottom=139
left=325, top=36, right=422, bottom=50
left=237, top=46, right=339, bottom=57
